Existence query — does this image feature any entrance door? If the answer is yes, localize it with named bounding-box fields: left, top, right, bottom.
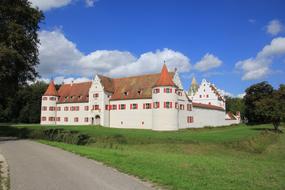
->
left=95, top=115, right=100, bottom=125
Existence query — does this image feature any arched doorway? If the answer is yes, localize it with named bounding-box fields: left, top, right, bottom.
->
left=95, top=115, right=100, bottom=125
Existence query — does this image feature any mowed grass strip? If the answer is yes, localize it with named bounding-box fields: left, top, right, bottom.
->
left=22, top=124, right=283, bottom=190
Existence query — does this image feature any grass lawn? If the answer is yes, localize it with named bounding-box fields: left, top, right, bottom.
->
left=2, top=123, right=285, bottom=190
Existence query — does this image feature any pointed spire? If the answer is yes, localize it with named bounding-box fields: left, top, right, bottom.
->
left=154, top=64, right=176, bottom=87
left=44, top=80, right=58, bottom=96
left=191, top=76, right=197, bottom=86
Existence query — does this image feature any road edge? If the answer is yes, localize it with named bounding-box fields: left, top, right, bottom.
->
left=0, top=152, right=10, bottom=190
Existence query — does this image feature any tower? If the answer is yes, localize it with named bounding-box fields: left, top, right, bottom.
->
left=152, top=64, right=178, bottom=131
left=40, top=80, right=58, bottom=125
left=188, top=76, right=199, bottom=97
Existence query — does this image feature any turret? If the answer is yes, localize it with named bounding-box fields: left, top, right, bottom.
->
left=188, top=76, right=198, bottom=97
left=152, top=64, right=178, bottom=131
left=40, top=80, right=58, bottom=125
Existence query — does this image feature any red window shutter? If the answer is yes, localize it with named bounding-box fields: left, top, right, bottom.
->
left=158, top=102, right=160, bottom=108
left=143, top=104, right=145, bottom=109
left=170, top=88, right=172, bottom=93
left=130, top=104, right=132, bottom=109
left=124, top=104, right=126, bottom=109
left=119, top=104, right=121, bottom=109
left=164, top=88, right=166, bottom=93
left=150, top=104, right=152, bottom=109
left=164, top=102, right=166, bottom=108
left=170, top=102, right=172, bottom=108
left=109, top=105, right=112, bottom=110
left=158, top=89, right=160, bottom=93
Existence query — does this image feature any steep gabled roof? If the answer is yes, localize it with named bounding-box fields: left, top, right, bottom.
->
left=57, top=82, right=92, bottom=103
left=153, top=64, right=176, bottom=87
left=44, top=80, right=58, bottom=96
left=210, top=84, right=225, bottom=102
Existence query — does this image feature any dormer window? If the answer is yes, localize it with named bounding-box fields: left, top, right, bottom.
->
left=137, top=90, right=142, bottom=95
left=78, top=96, right=82, bottom=100
left=124, top=91, right=128, bottom=96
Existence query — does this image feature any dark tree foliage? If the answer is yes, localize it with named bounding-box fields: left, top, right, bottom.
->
left=244, top=82, right=274, bottom=124
left=225, top=96, right=245, bottom=119
left=0, top=82, right=48, bottom=123
left=0, top=0, right=44, bottom=122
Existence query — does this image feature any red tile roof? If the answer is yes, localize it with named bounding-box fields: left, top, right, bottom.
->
left=226, top=112, right=237, bottom=120
left=192, top=102, right=225, bottom=111
left=43, top=80, right=58, bottom=96
left=53, top=71, right=175, bottom=103
left=57, top=82, right=91, bottom=103
left=153, top=64, right=176, bottom=87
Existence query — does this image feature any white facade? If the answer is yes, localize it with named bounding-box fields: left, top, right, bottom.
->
left=41, top=67, right=239, bottom=130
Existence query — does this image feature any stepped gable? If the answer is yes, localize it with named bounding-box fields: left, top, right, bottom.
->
left=43, top=80, right=58, bottom=96
left=153, top=64, right=176, bottom=87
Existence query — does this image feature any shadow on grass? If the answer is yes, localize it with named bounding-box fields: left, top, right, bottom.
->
left=0, top=124, right=32, bottom=140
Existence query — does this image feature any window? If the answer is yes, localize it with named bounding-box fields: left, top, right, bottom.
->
left=74, top=117, right=79, bottom=122
left=64, top=106, right=69, bottom=111
left=84, top=117, right=89, bottom=122
left=176, top=90, right=182, bottom=96
left=153, top=88, right=160, bottom=94
left=56, top=117, right=60, bottom=121
left=42, top=97, right=47, bottom=100
left=93, top=93, right=99, bottom=98
left=206, top=94, right=209, bottom=98
left=105, top=105, right=109, bottom=110
left=48, top=117, right=55, bottom=121
left=199, top=95, right=202, bottom=98
left=64, top=117, right=68, bottom=122
left=208, top=102, right=211, bottom=105
left=49, top=97, right=56, bottom=101
left=180, top=104, right=185, bottom=110
left=119, top=104, right=126, bottom=110
left=187, top=104, right=192, bottom=111
left=49, top=106, right=55, bottom=111
left=57, top=107, right=61, bottom=111
left=124, top=91, right=128, bottom=96
left=137, top=90, right=142, bottom=95
left=42, top=106, right=47, bottom=111
left=153, top=102, right=160, bottom=109
left=143, top=103, right=152, bottom=109
left=130, top=103, right=138, bottom=109
left=76, top=106, right=79, bottom=111
left=112, top=104, right=117, bottom=110
left=164, top=88, right=172, bottom=93
left=84, top=106, right=89, bottom=111
left=175, top=102, right=179, bottom=109
left=164, top=101, right=172, bottom=109
left=41, top=117, right=46, bottom=121
left=93, top=105, right=99, bottom=110
left=187, top=116, right=194, bottom=123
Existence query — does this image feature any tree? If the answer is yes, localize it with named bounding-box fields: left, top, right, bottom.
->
left=244, top=82, right=274, bottom=124
left=0, top=0, right=44, bottom=122
left=255, top=85, right=285, bottom=131
left=225, top=96, right=245, bottom=119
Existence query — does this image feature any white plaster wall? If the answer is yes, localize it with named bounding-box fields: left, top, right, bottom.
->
left=40, top=96, right=57, bottom=125
left=152, top=87, right=178, bottom=131
left=56, top=102, right=90, bottom=125
left=178, top=93, right=193, bottom=129
left=109, top=99, right=153, bottom=129
left=192, top=107, right=239, bottom=128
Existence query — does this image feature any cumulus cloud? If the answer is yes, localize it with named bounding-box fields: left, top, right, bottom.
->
left=236, top=37, right=285, bottom=80
left=194, top=53, right=222, bottom=72
left=266, top=19, right=284, bottom=35
left=28, top=0, right=72, bottom=11
left=237, top=93, right=245, bottom=98
left=37, top=30, right=192, bottom=80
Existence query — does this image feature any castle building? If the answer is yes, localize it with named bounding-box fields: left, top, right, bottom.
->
left=40, top=64, right=239, bottom=130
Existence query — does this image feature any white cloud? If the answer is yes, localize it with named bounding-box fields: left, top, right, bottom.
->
left=237, top=93, right=245, bottom=98
left=29, top=0, right=72, bottom=11
left=37, top=30, right=192, bottom=79
left=248, top=19, right=256, bottom=24
left=194, top=53, right=222, bottom=72
left=236, top=37, right=285, bottom=80
left=266, top=19, right=284, bottom=35
left=85, top=0, right=97, bottom=7
left=218, top=89, right=233, bottom=97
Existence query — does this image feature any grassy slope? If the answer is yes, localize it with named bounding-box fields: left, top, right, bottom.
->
left=5, top=124, right=285, bottom=189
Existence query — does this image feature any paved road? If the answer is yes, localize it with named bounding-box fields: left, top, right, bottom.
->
left=0, top=140, right=154, bottom=190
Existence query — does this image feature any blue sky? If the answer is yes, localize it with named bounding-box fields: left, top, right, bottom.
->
left=30, top=0, right=285, bottom=96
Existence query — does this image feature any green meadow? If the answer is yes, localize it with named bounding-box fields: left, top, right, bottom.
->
left=2, top=124, right=285, bottom=190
